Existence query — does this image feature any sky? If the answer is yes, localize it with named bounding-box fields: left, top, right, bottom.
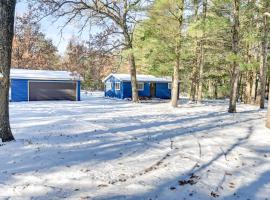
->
left=16, top=1, right=91, bottom=55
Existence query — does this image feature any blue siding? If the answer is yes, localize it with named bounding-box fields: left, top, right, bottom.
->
left=122, top=82, right=151, bottom=99
left=77, top=81, right=81, bottom=101
left=122, top=82, right=132, bottom=99
left=114, top=81, right=122, bottom=99
left=156, top=83, right=171, bottom=99
left=105, top=76, right=123, bottom=99
left=11, top=79, right=81, bottom=102
left=104, top=75, right=173, bottom=100
left=139, top=82, right=150, bottom=97
left=11, top=79, right=29, bottom=102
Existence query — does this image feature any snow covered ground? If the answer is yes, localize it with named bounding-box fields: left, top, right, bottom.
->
left=1, top=92, right=270, bottom=200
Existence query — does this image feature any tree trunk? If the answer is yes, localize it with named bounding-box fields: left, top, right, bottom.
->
left=208, top=79, right=214, bottom=98
left=244, top=42, right=252, bottom=104
left=214, top=82, right=218, bottom=99
left=197, top=43, right=204, bottom=102
left=266, top=82, right=270, bottom=128
left=245, top=72, right=252, bottom=104
left=128, top=51, right=138, bottom=103
left=237, top=72, right=243, bottom=102
left=228, top=0, right=240, bottom=113
left=0, top=0, right=16, bottom=142
left=190, top=0, right=199, bottom=102
left=266, top=76, right=269, bottom=100
left=171, top=0, right=184, bottom=108
left=171, top=46, right=180, bottom=107
left=251, top=71, right=257, bottom=104
left=124, top=27, right=138, bottom=103
left=259, top=1, right=269, bottom=109
left=197, top=0, right=207, bottom=102
left=190, top=70, right=197, bottom=102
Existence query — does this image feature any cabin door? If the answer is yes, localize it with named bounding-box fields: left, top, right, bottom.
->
left=150, top=83, right=156, bottom=98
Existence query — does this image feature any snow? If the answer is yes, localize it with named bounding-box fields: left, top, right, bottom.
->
left=1, top=92, right=270, bottom=200
left=103, top=74, right=172, bottom=83
left=10, top=68, right=81, bottom=81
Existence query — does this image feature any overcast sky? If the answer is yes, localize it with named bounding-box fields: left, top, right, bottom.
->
left=16, top=1, right=91, bottom=55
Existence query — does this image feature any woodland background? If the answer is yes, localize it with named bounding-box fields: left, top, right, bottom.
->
left=13, top=0, right=270, bottom=105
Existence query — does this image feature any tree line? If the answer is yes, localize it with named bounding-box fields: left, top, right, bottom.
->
left=0, top=0, right=270, bottom=142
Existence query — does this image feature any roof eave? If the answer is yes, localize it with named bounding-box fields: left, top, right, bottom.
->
left=11, top=77, right=82, bottom=81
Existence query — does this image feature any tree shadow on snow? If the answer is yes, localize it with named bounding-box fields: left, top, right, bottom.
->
left=94, top=126, right=269, bottom=200
left=1, top=98, right=268, bottom=199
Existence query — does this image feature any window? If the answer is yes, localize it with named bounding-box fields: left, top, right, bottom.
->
left=168, top=83, right=172, bottom=90
left=137, top=82, right=144, bottom=91
left=106, top=82, right=112, bottom=91
left=115, top=82, right=121, bottom=90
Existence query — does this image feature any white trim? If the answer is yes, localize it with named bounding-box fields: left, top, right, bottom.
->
left=11, top=77, right=80, bottom=81
left=28, top=80, right=30, bottom=101
left=115, top=82, right=121, bottom=90
left=28, top=80, right=76, bottom=83
left=9, top=81, right=12, bottom=101
left=75, top=81, right=77, bottom=101
left=168, top=83, right=172, bottom=90
left=105, top=82, right=112, bottom=91
left=137, top=82, right=144, bottom=91
left=11, top=69, right=82, bottom=81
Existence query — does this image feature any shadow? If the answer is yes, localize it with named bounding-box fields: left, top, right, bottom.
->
left=2, top=108, right=261, bottom=176
left=0, top=94, right=268, bottom=199
left=92, top=126, right=256, bottom=200
left=223, top=169, right=270, bottom=199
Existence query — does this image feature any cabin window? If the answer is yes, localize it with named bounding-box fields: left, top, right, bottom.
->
left=168, top=83, right=172, bottom=90
left=106, top=82, right=112, bottom=91
left=137, top=82, right=144, bottom=91
left=115, top=82, right=121, bottom=90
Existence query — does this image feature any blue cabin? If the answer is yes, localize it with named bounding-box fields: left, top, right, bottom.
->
left=103, top=74, right=175, bottom=99
left=10, top=68, right=81, bottom=102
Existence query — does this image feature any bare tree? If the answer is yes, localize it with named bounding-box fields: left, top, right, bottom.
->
left=33, top=0, right=148, bottom=102
left=62, top=34, right=115, bottom=90
left=0, top=0, right=16, bottom=142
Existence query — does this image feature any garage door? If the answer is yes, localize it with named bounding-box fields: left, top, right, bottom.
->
left=29, top=81, right=77, bottom=101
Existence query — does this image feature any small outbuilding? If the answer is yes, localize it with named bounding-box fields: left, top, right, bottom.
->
left=10, top=69, right=81, bottom=102
left=103, top=74, right=177, bottom=99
